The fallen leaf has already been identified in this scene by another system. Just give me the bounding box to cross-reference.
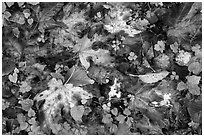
[34,78,93,131]
[129,71,169,84]
[8,68,19,83]
[2,58,16,76]
[65,65,94,86]
[70,105,85,122]
[167,3,201,43]
[37,2,65,33]
[74,35,113,69]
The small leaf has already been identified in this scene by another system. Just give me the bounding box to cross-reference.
[23,9,31,18]
[177,81,187,91]
[126,117,133,128]
[123,108,131,116]
[188,61,201,75]
[28,108,36,117]
[116,114,126,124]
[110,124,118,134]
[12,27,20,38]
[188,84,200,95]
[102,113,113,124]
[20,122,29,130]
[28,118,36,125]
[17,113,26,124]
[186,75,201,85]
[19,81,32,93]
[10,12,25,25]
[154,40,165,53]
[27,18,34,25]
[8,68,19,83]
[111,108,118,116]
[19,98,34,111]
[70,105,84,122]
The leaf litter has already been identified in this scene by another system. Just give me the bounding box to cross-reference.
[2,2,202,135]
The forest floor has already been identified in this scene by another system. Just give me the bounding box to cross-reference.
[2,2,202,135]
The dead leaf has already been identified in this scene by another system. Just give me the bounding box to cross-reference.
[65,65,94,86]
[2,58,16,76]
[167,3,201,43]
[73,35,114,69]
[129,71,169,84]
[37,2,65,33]
[34,78,93,132]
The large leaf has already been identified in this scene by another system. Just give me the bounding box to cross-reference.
[164,3,194,26]
[38,2,64,21]
[167,2,202,44]
[65,65,94,86]
[37,2,65,33]
[130,80,177,128]
[34,78,93,132]
[73,35,114,69]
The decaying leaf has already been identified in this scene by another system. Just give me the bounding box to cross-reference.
[3,37,23,60]
[104,3,142,37]
[37,2,66,33]
[34,78,93,132]
[129,71,169,84]
[2,58,16,76]
[167,3,202,43]
[73,35,114,69]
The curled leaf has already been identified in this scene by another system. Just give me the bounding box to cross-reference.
[130,71,169,84]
